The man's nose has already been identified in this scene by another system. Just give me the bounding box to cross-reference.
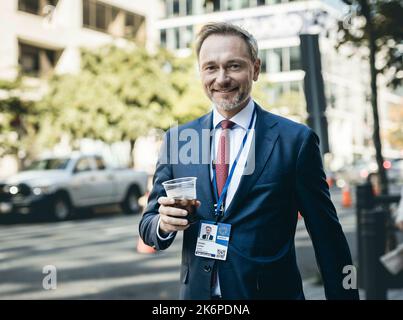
[215,68,230,85]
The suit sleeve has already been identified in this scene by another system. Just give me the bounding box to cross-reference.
[296,129,359,300]
[139,130,177,250]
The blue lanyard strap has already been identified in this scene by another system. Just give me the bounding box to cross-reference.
[212,106,256,217]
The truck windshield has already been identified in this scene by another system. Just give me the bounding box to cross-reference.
[23,158,70,171]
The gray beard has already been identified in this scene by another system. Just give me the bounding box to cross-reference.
[212,92,244,111]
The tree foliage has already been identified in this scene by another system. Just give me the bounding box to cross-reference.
[39,45,210,164]
[338,0,403,88]
[0,79,42,163]
[337,0,403,195]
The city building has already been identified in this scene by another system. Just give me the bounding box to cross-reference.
[0,0,162,83]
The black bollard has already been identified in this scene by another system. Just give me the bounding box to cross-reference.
[356,182,375,288]
[361,208,387,299]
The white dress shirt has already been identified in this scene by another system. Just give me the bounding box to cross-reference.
[157,99,257,297]
[210,98,256,209]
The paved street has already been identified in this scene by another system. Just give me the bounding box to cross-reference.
[0,188,402,300]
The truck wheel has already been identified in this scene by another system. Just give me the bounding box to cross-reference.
[121,187,141,215]
[52,194,72,221]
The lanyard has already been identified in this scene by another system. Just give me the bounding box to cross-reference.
[211,105,256,217]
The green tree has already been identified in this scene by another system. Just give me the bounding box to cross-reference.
[40,45,210,167]
[338,0,403,195]
[0,79,42,168]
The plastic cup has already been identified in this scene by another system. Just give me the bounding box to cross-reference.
[162,177,197,200]
[162,177,199,224]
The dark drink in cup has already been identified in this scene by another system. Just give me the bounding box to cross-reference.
[162,177,199,224]
[173,199,200,224]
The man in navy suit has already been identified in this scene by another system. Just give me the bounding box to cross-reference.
[201,226,214,241]
[139,22,359,300]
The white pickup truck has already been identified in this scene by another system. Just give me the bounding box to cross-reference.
[0,153,148,221]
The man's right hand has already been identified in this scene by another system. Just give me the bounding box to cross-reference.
[158,197,199,234]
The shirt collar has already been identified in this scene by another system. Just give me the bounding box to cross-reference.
[212,98,255,130]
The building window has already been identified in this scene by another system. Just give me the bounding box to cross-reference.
[160,29,167,47]
[173,0,180,16]
[260,46,301,74]
[174,28,181,49]
[258,50,268,73]
[95,2,106,30]
[165,0,193,17]
[186,0,193,15]
[163,26,194,50]
[19,43,39,75]
[204,0,220,13]
[268,48,283,73]
[18,0,39,14]
[184,25,193,48]
[18,0,59,16]
[289,46,301,70]
[82,0,145,41]
[18,41,61,77]
[83,0,90,26]
[125,13,144,39]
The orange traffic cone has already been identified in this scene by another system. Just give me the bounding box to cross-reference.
[136,237,156,254]
[326,177,334,188]
[342,185,352,208]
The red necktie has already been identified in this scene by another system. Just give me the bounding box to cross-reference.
[216,120,235,198]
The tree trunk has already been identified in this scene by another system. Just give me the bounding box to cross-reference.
[360,0,389,196]
[129,138,136,169]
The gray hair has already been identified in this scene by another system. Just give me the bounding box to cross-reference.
[195,22,259,62]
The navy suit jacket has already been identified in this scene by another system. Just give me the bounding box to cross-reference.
[139,103,359,300]
[202,234,214,241]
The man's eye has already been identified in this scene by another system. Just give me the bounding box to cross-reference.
[205,66,216,71]
[229,64,240,70]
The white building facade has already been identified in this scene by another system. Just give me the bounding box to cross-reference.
[0,0,162,82]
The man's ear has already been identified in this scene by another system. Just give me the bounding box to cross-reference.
[253,58,261,81]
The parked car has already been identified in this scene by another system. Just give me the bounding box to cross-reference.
[334,158,403,188]
[0,153,148,221]
[334,159,378,187]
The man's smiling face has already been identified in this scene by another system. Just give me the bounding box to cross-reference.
[199,34,260,113]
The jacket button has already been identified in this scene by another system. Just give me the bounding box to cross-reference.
[204,265,212,272]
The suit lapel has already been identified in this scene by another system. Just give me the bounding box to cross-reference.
[221,103,279,222]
